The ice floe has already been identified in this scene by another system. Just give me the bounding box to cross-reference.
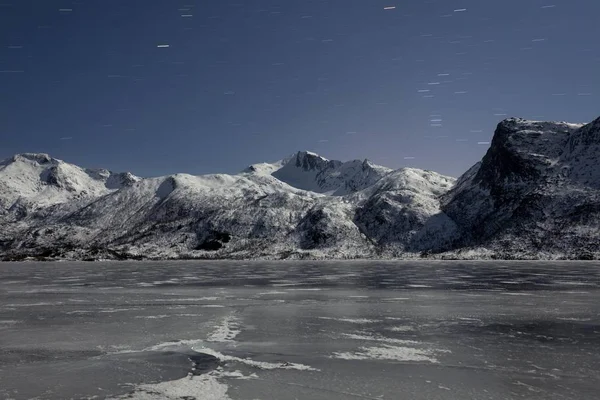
[332,344,439,363]
[386,325,414,332]
[341,332,419,345]
[109,370,232,400]
[207,315,241,343]
[318,317,380,324]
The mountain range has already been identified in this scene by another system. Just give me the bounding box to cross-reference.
[1,115,599,261]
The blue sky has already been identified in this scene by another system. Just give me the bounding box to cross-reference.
[1,0,599,177]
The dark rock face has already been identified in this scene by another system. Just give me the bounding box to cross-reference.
[196,240,223,251]
[297,208,335,250]
[354,191,420,247]
[443,119,574,238]
[561,116,600,189]
[294,151,342,172]
[566,116,600,153]
[196,230,232,251]
[40,167,58,186]
[300,210,333,250]
[442,116,600,254]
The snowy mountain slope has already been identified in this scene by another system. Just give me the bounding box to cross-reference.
[2,113,600,262]
[0,153,139,215]
[0,151,451,260]
[1,168,376,259]
[247,151,392,196]
[441,116,600,257]
[351,168,457,253]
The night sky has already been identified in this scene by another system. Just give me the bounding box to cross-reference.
[1,0,599,178]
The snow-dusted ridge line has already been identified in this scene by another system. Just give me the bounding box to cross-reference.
[0,148,454,260]
[0,152,140,211]
[1,115,600,260]
[245,150,394,196]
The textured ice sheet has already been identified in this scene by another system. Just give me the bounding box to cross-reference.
[207,315,241,342]
[195,347,319,371]
[109,371,231,400]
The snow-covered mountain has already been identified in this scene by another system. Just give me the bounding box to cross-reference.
[246,151,392,195]
[0,150,454,260]
[0,153,139,216]
[441,116,600,258]
[1,115,599,261]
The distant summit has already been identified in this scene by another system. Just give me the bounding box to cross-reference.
[246,150,392,195]
[0,153,139,212]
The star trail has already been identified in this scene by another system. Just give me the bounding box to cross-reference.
[1,0,599,177]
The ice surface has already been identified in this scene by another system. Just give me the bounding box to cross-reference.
[109,371,232,400]
[318,317,380,324]
[207,315,241,342]
[1,261,600,400]
[332,345,439,363]
[340,332,420,345]
[195,347,319,371]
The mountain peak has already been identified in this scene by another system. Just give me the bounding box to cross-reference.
[268,152,392,195]
[296,150,327,160]
[286,150,340,172]
[497,117,585,133]
[580,115,600,134]
[442,114,600,245]
[362,159,377,169]
[6,153,58,166]
[3,115,600,261]
[0,152,141,212]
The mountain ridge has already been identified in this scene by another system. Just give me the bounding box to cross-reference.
[1,115,599,261]
[441,116,600,258]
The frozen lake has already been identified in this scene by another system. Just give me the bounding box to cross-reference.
[1,260,600,399]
